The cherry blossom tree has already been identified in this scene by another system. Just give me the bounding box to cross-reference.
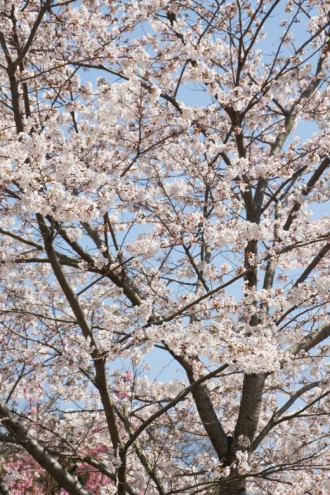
[0,1,329,494]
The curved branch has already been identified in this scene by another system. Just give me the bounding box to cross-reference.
[0,402,91,495]
[36,214,122,456]
[251,381,321,451]
[292,243,330,288]
[290,323,330,355]
[283,157,330,232]
[123,364,228,454]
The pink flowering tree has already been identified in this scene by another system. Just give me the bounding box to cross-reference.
[0,1,329,494]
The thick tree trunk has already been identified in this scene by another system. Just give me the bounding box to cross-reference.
[215,477,246,495]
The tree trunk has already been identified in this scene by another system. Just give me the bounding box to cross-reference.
[215,477,246,495]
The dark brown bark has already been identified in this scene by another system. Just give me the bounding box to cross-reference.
[191,382,229,462]
[7,67,24,134]
[180,357,229,462]
[290,323,330,355]
[82,222,143,306]
[0,402,91,495]
[234,373,266,446]
[292,243,330,288]
[117,452,127,495]
[217,477,246,495]
[37,214,126,490]
[283,157,330,232]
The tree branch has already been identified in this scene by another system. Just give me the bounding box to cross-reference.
[123,364,228,456]
[0,402,91,495]
[36,214,123,469]
[290,323,330,355]
[292,243,330,288]
[251,381,320,451]
[283,157,330,232]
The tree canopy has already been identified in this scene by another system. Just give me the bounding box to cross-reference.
[0,1,329,494]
